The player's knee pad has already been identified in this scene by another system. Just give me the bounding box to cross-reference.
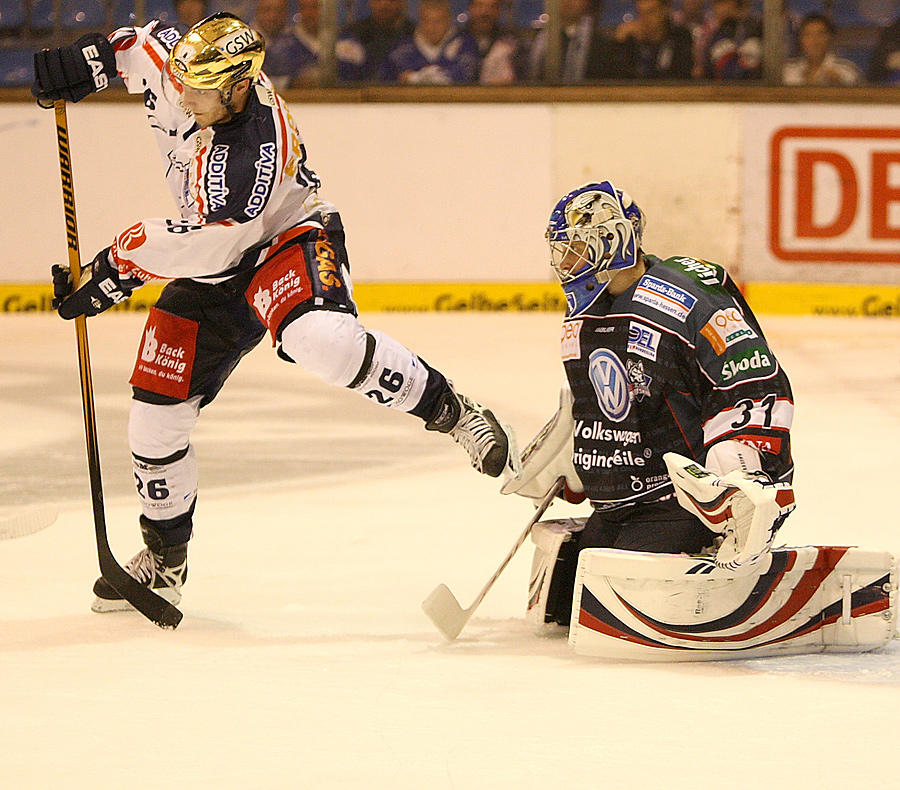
[279,310,368,386]
[128,397,201,459]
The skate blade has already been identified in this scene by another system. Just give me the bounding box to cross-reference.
[91,588,182,613]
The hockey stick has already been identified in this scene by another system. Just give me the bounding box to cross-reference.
[53,101,182,629]
[0,505,58,541]
[422,476,564,640]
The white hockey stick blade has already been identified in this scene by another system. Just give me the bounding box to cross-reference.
[421,584,470,640]
[0,505,59,541]
[422,477,564,641]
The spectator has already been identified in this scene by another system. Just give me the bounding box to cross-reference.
[337,0,415,82]
[783,13,861,86]
[285,0,322,86]
[381,0,480,83]
[174,0,209,28]
[462,0,527,84]
[528,0,626,83]
[672,0,715,77]
[256,0,321,88]
[253,0,300,88]
[253,0,290,42]
[701,0,763,80]
[210,0,255,23]
[614,0,693,79]
[866,12,900,84]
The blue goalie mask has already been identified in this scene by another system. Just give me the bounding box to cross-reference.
[547,182,645,316]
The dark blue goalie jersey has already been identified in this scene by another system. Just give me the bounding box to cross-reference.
[561,255,794,511]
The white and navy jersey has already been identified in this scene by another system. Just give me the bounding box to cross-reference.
[562,255,793,511]
[106,21,332,283]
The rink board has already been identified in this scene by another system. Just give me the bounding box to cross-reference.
[3,281,899,316]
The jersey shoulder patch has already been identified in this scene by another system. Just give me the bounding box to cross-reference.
[150,22,183,52]
[631,268,700,325]
[659,256,728,289]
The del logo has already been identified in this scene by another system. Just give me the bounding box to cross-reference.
[721,347,773,382]
[627,321,660,361]
[253,286,273,318]
[700,308,757,355]
[314,231,342,290]
[561,319,583,360]
[117,222,147,253]
[587,349,631,422]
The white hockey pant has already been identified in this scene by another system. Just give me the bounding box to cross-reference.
[280,310,429,411]
[129,397,201,527]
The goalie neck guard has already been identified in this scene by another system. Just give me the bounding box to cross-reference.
[547,182,645,317]
[168,13,265,92]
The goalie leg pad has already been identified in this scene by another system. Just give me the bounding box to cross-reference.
[527,518,586,634]
[568,546,897,661]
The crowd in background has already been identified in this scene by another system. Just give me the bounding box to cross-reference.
[2,0,900,86]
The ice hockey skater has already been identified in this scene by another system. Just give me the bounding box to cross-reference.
[32,13,518,614]
[501,182,897,658]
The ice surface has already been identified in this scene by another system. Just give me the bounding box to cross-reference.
[1,312,898,789]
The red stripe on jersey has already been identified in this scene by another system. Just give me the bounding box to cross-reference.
[194,143,208,216]
[263,224,320,260]
[111,30,137,51]
[274,97,289,182]
[142,38,166,72]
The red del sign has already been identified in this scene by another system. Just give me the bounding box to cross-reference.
[770,126,900,263]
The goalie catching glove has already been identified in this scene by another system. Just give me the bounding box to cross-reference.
[664,451,796,572]
[32,33,117,107]
[500,382,585,503]
[52,248,143,319]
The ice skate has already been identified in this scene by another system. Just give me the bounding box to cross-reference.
[427,385,518,478]
[91,533,188,613]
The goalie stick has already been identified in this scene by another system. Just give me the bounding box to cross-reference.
[422,477,564,640]
[0,505,58,541]
[53,101,182,630]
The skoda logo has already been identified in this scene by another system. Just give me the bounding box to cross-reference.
[587,349,631,422]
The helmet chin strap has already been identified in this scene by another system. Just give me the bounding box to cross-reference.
[215,83,239,123]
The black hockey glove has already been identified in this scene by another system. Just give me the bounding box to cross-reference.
[32,33,117,107]
[52,248,143,320]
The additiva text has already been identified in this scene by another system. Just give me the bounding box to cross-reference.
[245,143,276,218]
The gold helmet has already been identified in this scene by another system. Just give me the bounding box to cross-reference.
[168,13,265,92]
